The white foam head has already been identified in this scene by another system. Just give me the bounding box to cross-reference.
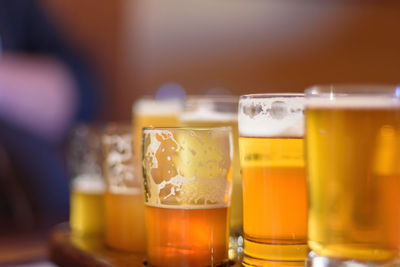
[72,174,105,193]
[132,97,183,115]
[305,85,400,109]
[238,94,304,137]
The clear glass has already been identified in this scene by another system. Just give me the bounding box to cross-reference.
[238,94,307,265]
[305,85,400,266]
[101,123,145,252]
[68,124,105,237]
[132,96,183,169]
[180,95,243,261]
[142,127,233,267]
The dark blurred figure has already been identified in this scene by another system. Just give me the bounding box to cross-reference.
[0,0,99,231]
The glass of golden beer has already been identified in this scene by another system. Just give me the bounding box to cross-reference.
[102,124,146,252]
[238,94,307,265]
[306,85,400,266]
[180,95,243,260]
[142,127,233,267]
[68,125,105,237]
[132,97,182,167]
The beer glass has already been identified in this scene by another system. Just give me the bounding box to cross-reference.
[102,124,146,252]
[180,96,243,260]
[132,97,182,167]
[142,127,233,267]
[305,85,400,266]
[238,94,307,265]
[68,125,105,237]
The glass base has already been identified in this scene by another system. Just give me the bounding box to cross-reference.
[307,251,400,267]
[243,238,308,266]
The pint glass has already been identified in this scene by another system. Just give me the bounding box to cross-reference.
[102,124,146,252]
[306,85,400,265]
[142,127,233,267]
[180,96,243,259]
[68,125,105,237]
[238,94,307,265]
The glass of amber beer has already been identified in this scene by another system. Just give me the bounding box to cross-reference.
[180,96,243,260]
[142,127,233,267]
[238,94,307,265]
[306,85,400,266]
[102,124,146,252]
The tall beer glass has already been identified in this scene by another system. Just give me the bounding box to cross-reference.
[238,94,307,265]
[132,97,182,167]
[142,127,232,267]
[180,96,243,260]
[102,124,145,252]
[68,125,105,237]
[306,85,400,265]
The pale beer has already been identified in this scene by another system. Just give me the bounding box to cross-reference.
[306,89,400,262]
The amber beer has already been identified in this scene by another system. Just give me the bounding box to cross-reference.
[104,189,146,251]
[306,87,400,262]
[145,204,229,267]
[142,127,232,267]
[238,94,307,265]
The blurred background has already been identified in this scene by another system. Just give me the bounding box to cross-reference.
[0,0,400,265]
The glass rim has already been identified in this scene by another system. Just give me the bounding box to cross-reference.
[185,95,239,103]
[305,84,400,97]
[240,93,304,99]
[142,126,232,132]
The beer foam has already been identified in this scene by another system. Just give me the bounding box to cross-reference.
[132,98,182,115]
[108,186,142,195]
[145,203,228,210]
[239,96,304,137]
[142,129,231,206]
[72,174,105,193]
[306,96,400,109]
[180,109,237,122]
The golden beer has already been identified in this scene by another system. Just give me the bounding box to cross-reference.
[142,127,232,267]
[102,125,145,252]
[132,97,182,166]
[238,94,307,265]
[104,190,146,252]
[70,178,104,236]
[306,91,400,262]
[180,96,243,239]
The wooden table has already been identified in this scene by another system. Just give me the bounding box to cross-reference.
[49,223,146,267]
[49,223,239,267]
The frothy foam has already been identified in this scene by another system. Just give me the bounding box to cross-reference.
[72,174,105,193]
[142,129,231,206]
[133,98,182,115]
[239,96,304,137]
[145,203,228,209]
[180,110,237,122]
[307,96,400,109]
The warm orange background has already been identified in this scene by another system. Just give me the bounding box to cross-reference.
[40,0,400,121]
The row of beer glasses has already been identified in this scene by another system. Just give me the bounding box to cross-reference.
[239,85,400,267]
[70,84,400,267]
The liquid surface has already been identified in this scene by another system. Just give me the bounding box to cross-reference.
[239,137,307,261]
[306,107,400,261]
[145,205,229,267]
[104,192,146,252]
[70,189,104,236]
